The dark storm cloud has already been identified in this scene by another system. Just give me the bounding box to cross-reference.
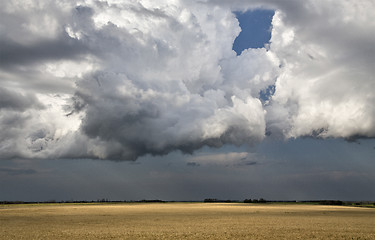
[243,161,257,166]
[0,36,89,69]
[75,70,266,160]
[187,162,200,167]
[0,87,43,111]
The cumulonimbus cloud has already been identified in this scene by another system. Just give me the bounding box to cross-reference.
[0,0,374,160]
[265,1,375,139]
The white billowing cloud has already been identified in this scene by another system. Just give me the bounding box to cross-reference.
[0,0,374,161]
[0,0,277,160]
[73,0,277,160]
[205,0,375,140]
[266,2,375,139]
[0,91,81,159]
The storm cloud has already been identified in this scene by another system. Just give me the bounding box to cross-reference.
[1,0,374,160]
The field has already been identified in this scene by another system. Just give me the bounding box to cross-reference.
[1,203,375,239]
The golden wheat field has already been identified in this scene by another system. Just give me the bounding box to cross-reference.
[1,202,375,239]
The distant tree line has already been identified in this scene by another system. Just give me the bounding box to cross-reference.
[139,199,165,203]
[244,198,267,203]
[203,198,240,203]
[318,200,343,205]
[1,199,374,207]
[203,198,268,203]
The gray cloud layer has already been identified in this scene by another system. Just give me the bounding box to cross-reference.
[0,0,374,160]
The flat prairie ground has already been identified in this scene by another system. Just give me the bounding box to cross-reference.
[1,203,375,239]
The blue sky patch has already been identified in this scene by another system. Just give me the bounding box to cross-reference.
[233,9,274,55]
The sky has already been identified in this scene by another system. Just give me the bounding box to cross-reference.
[0,0,374,202]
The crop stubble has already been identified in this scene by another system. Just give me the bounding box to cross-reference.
[0,203,374,239]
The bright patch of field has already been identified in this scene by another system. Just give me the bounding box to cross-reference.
[1,203,375,239]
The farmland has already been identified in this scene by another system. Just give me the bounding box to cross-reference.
[1,203,374,239]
